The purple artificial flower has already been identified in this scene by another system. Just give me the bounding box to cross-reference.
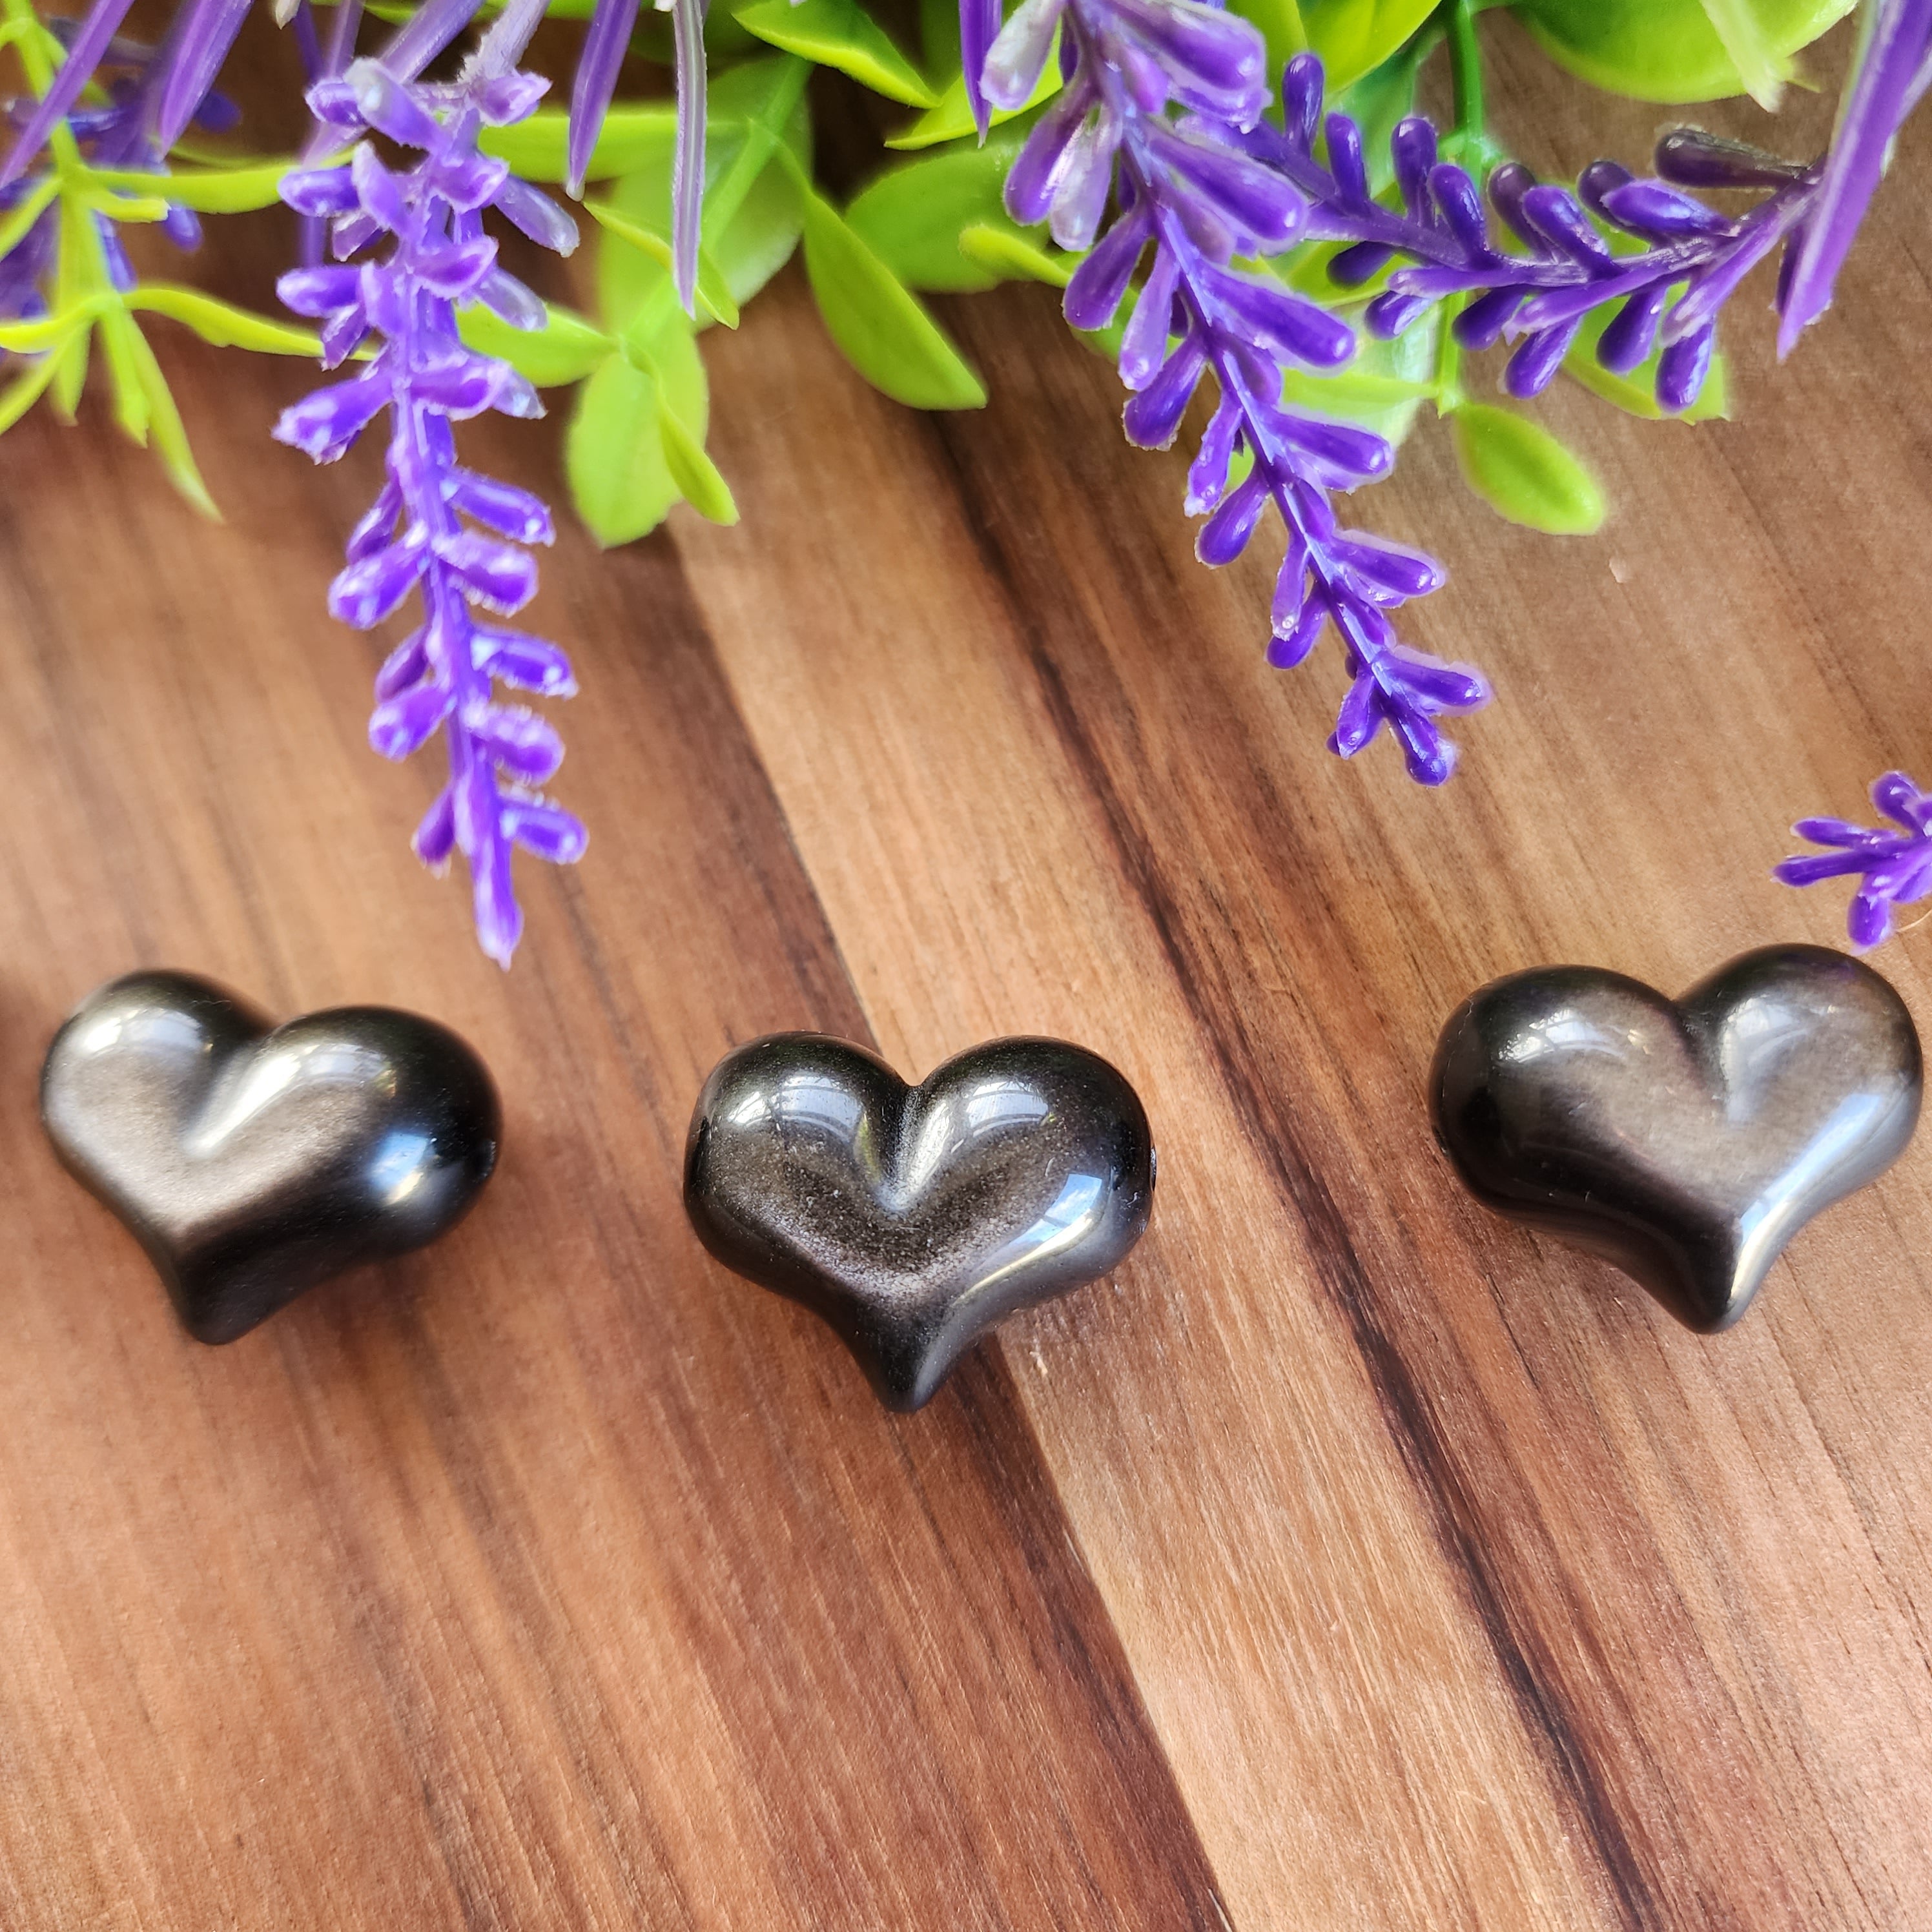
[988,30,1487,781]
[1776,772,1932,948]
[276,47,586,966]
[1780,0,1932,356]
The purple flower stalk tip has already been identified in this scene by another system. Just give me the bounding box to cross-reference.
[1776,772,1932,949]
[988,29,1486,781]
[276,54,586,967]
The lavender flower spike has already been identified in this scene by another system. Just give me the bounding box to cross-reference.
[277,52,586,965]
[1776,772,1932,948]
[1778,0,1932,357]
[990,32,1488,781]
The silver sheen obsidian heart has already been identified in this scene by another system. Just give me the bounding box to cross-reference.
[1430,945,1922,1330]
[41,971,500,1343]
[684,1033,1156,1410]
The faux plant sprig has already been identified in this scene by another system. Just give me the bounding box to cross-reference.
[274,14,587,966]
[1,0,1927,963]
[1778,773,1932,948]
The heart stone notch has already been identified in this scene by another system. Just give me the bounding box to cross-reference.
[684,1033,1156,1410]
[1430,945,1922,1330]
[42,971,501,1343]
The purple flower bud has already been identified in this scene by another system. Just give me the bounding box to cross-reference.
[1391,118,1437,214]
[1329,241,1394,289]
[1364,289,1430,339]
[1275,413,1392,490]
[1049,114,1122,251]
[1428,165,1487,255]
[369,680,455,759]
[466,703,565,783]
[1596,282,1670,373]
[321,307,370,367]
[478,268,547,331]
[477,627,578,695]
[351,143,407,233]
[346,479,404,562]
[1282,54,1323,154]
[415,784,458,871]
[1117,246,1180,388]
[415,236,498,298]
[1005,85,1094,226]
[375,627,431,701]
[1204,266,1351,366]
[568,0,642,196]
[1454,285,1523,350]
[1575,159,1634,220]
[446,469,555,543]
[491,176,579,255]
[1503,320,1579,398]
[469,824,524,971]
[1486,163,1540,250]
[1519,185,1613,265]
[414,353,513,416]
[330,532,429,628]
[1268,539,1313,648]
[502,799,590,864]
[1196,471,1268,564]
[274,374,390,461]
[1654,128,1810,190]
[278,263,362,316]
[1330,664,1383,758]
[1064,207,1151,332]
[347,58,444,147]
[332,208,385,259]
[435,529,539,611]
[1655,323,1714,412]
[435,149,511,214]
[1122,333,1207,448]
[1146,126,1304,252]
[1107,0,1266,127]
[307,76,363,129]
[475,72,550,127]
[162,204,203,251]
[1599,179,1731,240]
[1331,531,1444,602]
[1324,113,1367,203]
[984,0,1065,112]
[1184,391,1243,514]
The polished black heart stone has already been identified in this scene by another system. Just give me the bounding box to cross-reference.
[1430,945,1922,1330]
[683,1033,1156,1410]
[41,971,500,1343]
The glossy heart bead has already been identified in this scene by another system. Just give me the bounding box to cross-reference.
[41,971,500,1342]
[1430,945,1922,1330]
[684,1033,1156,1410]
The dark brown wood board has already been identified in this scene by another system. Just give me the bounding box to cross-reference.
[2,13,1930,1927]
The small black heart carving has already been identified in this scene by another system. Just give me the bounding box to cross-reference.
[683,1033,1155,1410]
[41,971,500,1343]
[1430,945,1922,1330]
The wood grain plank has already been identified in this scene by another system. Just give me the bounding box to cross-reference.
[0,240,1229,1927]
[672,24,1932,1928]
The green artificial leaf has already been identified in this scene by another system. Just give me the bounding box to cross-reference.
[1512,0,1853,105]
[127,284,323,355]
[50,195,94,420]
[889,39,1062,147]
[83,156,300,212]
[460,302,615,385]
[796,178,986,407]
[1449,401,1606,535]
[958,221,1073,286]
[1561,308,1731,422]
[0,346,64,435]
[0,305,96,353]
[845,138,1029,292]
[1280,365,1435,444]
[566,325,710,545]
[587,200,741,325]
[653,390,739,522]
[96,306,152,445]
[1299,0,1438,91]
[734,0,936,104]
[482,104,681,185]
[121,319,218,516]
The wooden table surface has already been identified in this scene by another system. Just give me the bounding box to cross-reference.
[5,17,1932,1927]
